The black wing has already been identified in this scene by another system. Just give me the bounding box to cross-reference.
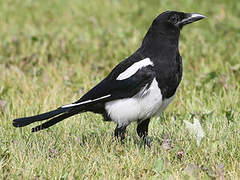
[73,63,155,108]
[69,49,154,106]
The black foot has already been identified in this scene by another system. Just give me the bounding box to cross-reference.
[114,125,126,141]
[137,119,151,146]
[143,136,152,147]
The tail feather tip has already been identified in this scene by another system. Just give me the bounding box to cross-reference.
[12,118,32,127]
[12,119,23,127]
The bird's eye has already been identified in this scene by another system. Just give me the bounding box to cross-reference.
[169,14,179,24]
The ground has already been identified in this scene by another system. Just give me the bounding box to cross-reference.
[0,0,240,179]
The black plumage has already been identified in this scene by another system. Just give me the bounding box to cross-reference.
[13,11,206,144]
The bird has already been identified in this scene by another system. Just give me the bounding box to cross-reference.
[13,11,206,145]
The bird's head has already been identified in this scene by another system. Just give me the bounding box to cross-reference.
[142,11,206,52]
[152,11,206,32]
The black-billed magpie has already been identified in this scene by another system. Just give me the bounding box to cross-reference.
[13,11,206,144]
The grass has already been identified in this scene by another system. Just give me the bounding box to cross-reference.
[0,0,240,179]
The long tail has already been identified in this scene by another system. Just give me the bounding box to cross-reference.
[13,107,69,127]
[12,94,111,131]
[31,108,80,132]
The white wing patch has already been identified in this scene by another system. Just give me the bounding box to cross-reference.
[61,94,111,108]
[116,58,153,80]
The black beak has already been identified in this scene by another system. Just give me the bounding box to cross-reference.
[178,13,206,26]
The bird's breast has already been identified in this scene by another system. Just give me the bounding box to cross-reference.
[105,78,175,126]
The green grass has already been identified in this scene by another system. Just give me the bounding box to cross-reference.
[1,0,240,179]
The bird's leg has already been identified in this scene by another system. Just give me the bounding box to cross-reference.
[137,119,150,138]
[137,118,151,146]
[114,125,126,141]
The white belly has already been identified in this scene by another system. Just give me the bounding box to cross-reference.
[105,78,175,126]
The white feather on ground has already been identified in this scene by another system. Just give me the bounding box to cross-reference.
[184,117,205,146]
